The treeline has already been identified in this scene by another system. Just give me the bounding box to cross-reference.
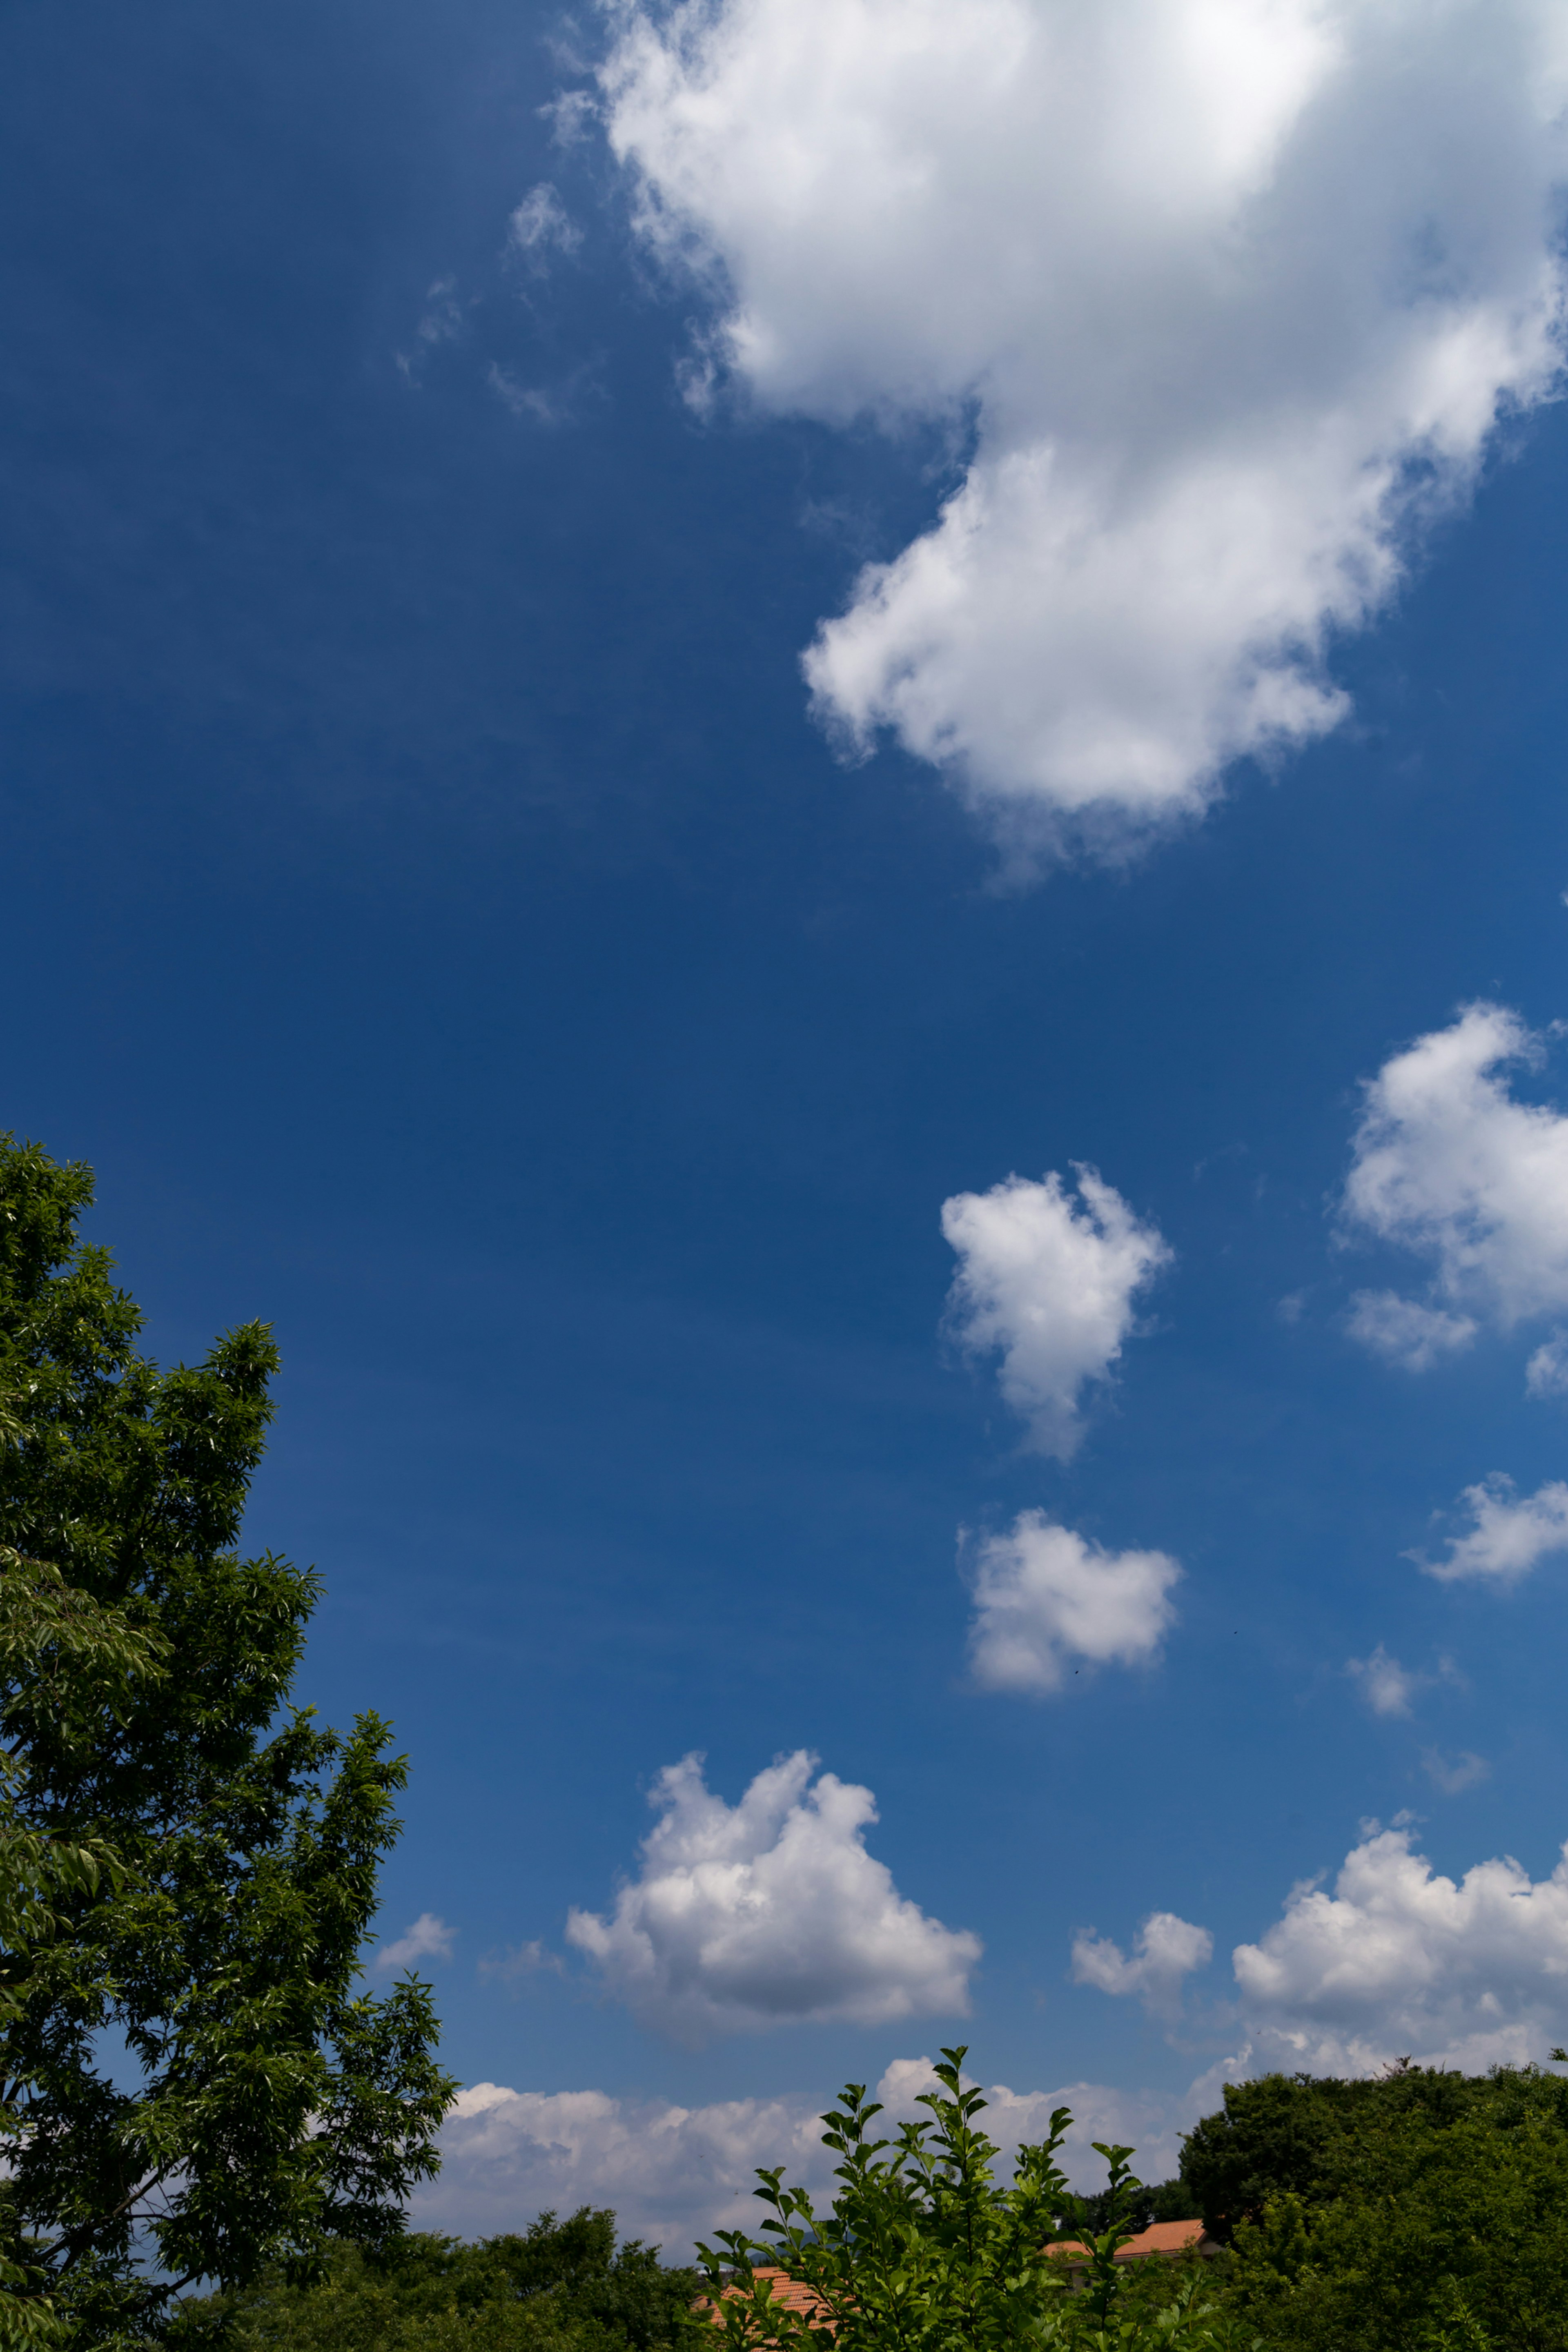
[1185,2058,1568,2349]
[1080,2058,1568,2348]
[176,2208,702,2352]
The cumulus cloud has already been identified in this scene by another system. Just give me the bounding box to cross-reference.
[1408,1473,1568,1586]
[565,1752,980,2044]
[1343,1004,1568,1352]
[1071,1911,1213,2021]
[942,1167,1170,1455]
[377,1912,457,1972]
[414,2062,1183,2255]
[967,1512,1181,1695]
[1230,1823,1568,2074]
[601,0,1568,853]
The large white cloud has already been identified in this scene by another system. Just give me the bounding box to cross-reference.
[967,1512,1181,1694]
[1409,1473,1568,1585]
[1231,1823,1568,2075]
[1078,1824,1568,2080]
[941,1168,1170,1455]
[414,2062,1183,2254]
[602,0,1568,852]
[566,1753,980,2045]
[1343,1004,1568,1354]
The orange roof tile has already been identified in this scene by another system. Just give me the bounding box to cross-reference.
[1047,2218,1211,2263]
[697,2267,833,2328]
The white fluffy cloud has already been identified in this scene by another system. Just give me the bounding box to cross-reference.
[1071,1911,1213,2020]
[1343,1004,1568,1352]
[1232,1823,1568,2074]
[415,2063,1183,2255]
[942,1167,1170,1455]
[1076,1824,1568,2077]
[602,0,1567,851]
[566,1753,980,2045]
[377,1912,456,1972]
[1408,1473,1568,1586]
[967,1512,1181,1694]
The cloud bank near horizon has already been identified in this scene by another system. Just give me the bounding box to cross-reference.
[602,0,1567,856]
[416,2062,1184,2255]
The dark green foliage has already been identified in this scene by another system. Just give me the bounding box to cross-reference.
[0,1136,455,2345]
[1063,2178,1200,2238]
[703,2047,1245,2352]
[181,2209,703,2352]
[1178,2071,1369,2240]
[1184,2063,1568,2350]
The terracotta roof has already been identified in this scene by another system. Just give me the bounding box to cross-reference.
[1047,2218,1212,2264]
[697,2267,833,2328]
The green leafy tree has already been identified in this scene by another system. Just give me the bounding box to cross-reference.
[1218,2064,1568,2351]
[0,1136,455,2346]
[186,2206,704,2352]
[1177,2072,1363,2242]
[697,2048,1244,2352]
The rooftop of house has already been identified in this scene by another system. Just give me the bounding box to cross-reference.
[1047,2219,1215,2263]
[697,2267,831,2326]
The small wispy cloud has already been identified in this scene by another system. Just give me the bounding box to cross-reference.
[1346,1644,1423,1719]
[479,1939,566,1985]
[1346,1290,1475,1372]
[509,183,583,269]
[378,1911,457,1972]
[1420,1748,1490,1795]
[1526,1329,1568,1398]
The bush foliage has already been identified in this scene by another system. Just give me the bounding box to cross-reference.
[1196,2061,1568,2351]
[179,2207,702,2352]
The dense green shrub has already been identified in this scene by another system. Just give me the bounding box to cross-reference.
[702,2048,1247,2352]
[1185,2063,1568,2351]
[179,2208,702,2352]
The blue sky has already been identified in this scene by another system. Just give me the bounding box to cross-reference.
[8,0,1568,2251]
